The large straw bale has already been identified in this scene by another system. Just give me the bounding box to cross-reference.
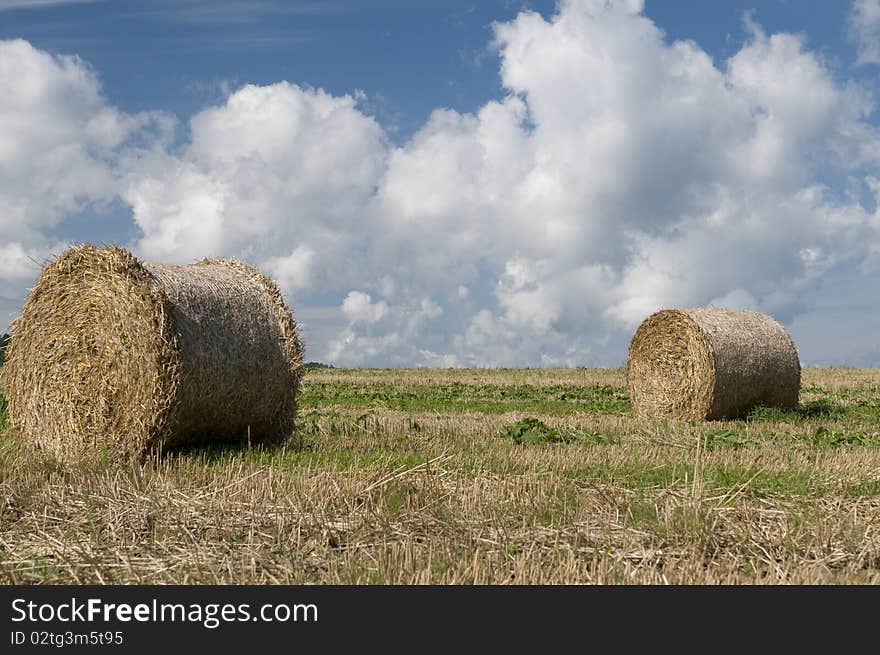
[626,307,800,420]
[4,244,304,462]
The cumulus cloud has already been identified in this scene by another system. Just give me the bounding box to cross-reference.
[849,0,880,65]
[341,291,389,324]
[326,294,445,367]
[122,82,387,283]
[0,241,64,329]
[365,0,880,364]
[0,38,170,326]
[4,0,880,365]
[1,40,121,237]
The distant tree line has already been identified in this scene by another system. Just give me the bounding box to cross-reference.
[303,361,334,369]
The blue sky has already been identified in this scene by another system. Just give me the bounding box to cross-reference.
[0,1,864,140]
[2,1,559,139]
[2,0,880,366]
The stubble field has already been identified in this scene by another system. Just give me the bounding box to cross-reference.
[1,367,879,584]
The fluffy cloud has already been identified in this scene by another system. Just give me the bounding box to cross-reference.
[1,40,119,238]
[0,39,170,326]
[849,0,880,65]
[4,0,880,365]
[123,82,387,282]
[365,0,880,364]
[326,293,444,367]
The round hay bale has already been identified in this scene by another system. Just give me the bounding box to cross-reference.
[626,307,800,420]
[3,244,304,462]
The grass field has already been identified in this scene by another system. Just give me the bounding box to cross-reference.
[1,367,879,584]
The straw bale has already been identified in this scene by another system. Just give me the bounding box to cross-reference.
[626,307,800,420]
[3,244,304,462]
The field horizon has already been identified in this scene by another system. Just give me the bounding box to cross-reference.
[1,366,879,584]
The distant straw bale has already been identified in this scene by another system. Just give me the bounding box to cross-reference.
[626,307,800,420]
[3,244,304,463]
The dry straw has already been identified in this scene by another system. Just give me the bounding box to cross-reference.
[4,244,304,463]
[626,307,800,420]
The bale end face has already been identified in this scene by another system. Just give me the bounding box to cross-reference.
[4,245,178,461]
[626,310,716,420]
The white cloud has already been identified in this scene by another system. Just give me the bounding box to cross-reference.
[123,82,387,285]
[0,243,49,281]
[4,0,880,365]
[325,293,448,367]
[0,38,170,328]
[1,39,124,239]
[0,0,101,9]
[849,0,880,65]
[368,0,880,364]
[361,0,880,364]
[264,245,316,293]
[341,291,388,324]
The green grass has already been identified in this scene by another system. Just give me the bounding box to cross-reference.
[747,399,846,422]
[563,460,823,498]
[502,417,618,445]
[299,380,632,415]
[798,426,880,447]
[748,397,880,427]
[503,417,564,444]
[846,479,880,498]
[703,428,755,450]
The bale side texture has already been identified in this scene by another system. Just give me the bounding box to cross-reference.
[4,244,304,462]
[626,308,800,420]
